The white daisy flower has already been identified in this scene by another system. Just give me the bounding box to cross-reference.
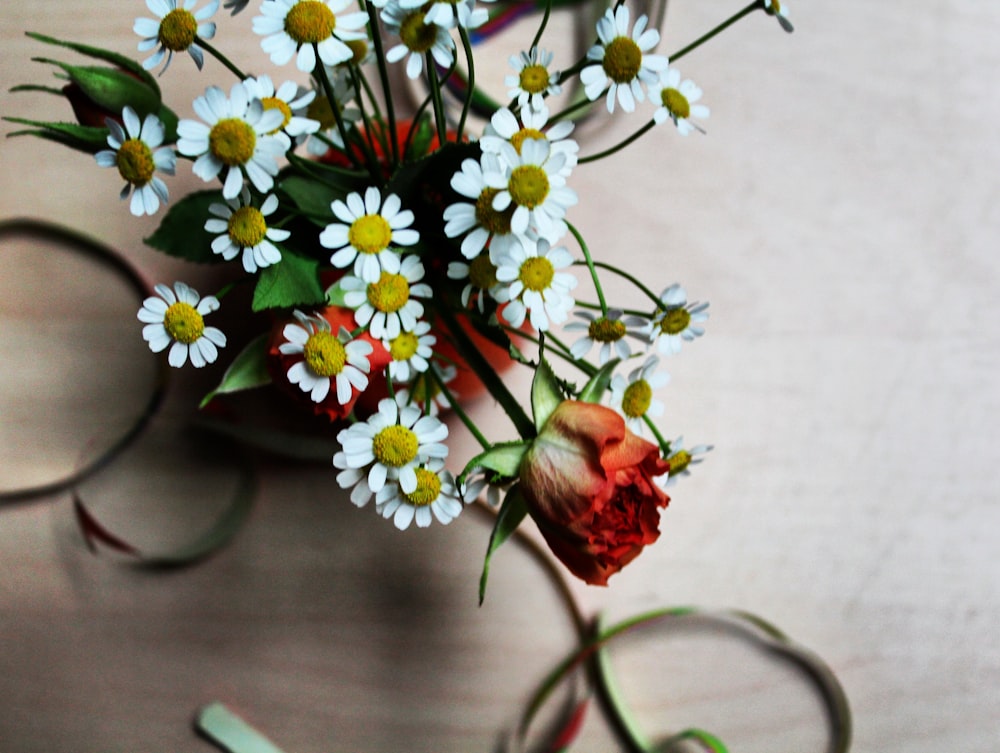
[764,0,794,32]
[319,186,419,283]
[447,254,504,313]
[375,459,463,529]
[302,70,362,156]
[505,47,562,111]
[609,354,669,434]
[333,448,377,508]
[336,397,449,494]
[661,436,713,487]
[382,2,456,80]
[395,362,457,417]
[253,0,369,73]
[417,0,488,30]
[483,138,578,243]
[479,105,578,178]
[341,254,431,340]
[648,283,709,356]
[443,153,522,260]
[137,281,226,368]
[95,106,175,217]
[204,188,289,273]
[134,0,219,74]
[651,68,709,135]
[384,320,435,382]
[564,308,636,364]
[279,311,373,404]
[176,83,287,199]
[494,237,577,332]
[242,74,321,145]
[580,6,668,113]
[460,468,507,507]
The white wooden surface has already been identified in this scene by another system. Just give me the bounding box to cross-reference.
[2,1,999,750]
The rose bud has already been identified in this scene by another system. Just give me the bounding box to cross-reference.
[519,400,671,586]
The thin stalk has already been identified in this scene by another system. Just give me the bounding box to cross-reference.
[430,368,490,450]
[578,120,655,164]
[426,53,448,146]
[313,51,374,178]
[365,3,401,167]
[669,1,761,63]
[589,260,663,308]
[529,0,554,53]
[196,37,246,79]
[566,220,607,315]
[456,26,476,140]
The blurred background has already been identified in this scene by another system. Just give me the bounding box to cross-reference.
[2,1,999,750]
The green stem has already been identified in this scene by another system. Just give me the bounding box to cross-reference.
[430,367,490,450]
[578,120,655,164]
[669,1,761,63]
[589,260,663,308]
[313,53,367,174]
[196,37,245,80]
[365,3,400,167]
[547,93,596,124]
[456,26,475,140]
[426,52,448,146]
[566,221,607,315]
[529,0,554,61]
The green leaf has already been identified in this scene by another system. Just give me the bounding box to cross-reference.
[578,358,619,404]
[200,335,272,409]
[34,60,162,123]
[404,114,435,160]
[144,190,222,263]
[196,703,288,753]
[3,118,108,152]
[25,31,161,97]
[252,252,325,312]
[531,357,563,431]
[278,173,345,225]
[458,441,529,486]
[479,484,528,605]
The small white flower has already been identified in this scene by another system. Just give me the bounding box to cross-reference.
[479,105,578,178]
[447,254,504,314]
[375,459,463,529]
[505,47,562,111]
[417,0,488,30]
[382,2,456,80]
[204,188,289,273]
[242,74,321,144]
[320,186,419,283]
[177,83,287,199]
[443,153,522,260]
[660,436,713,487]
[137,281,226,368]
[341,254,432,340]
[764,0,794,32]
[302,70,362,156]
[134,0,219,74]
[395,362,457,417]
[494,237,577,332]
[336,397,449,494]
[483,138,578,244]
[651,68,709,135]
[384,320,435,382]
[580,6,668,113]
[95,106,175,217]
[609,354,669,434]
[565,308,636,364]
[253,0,369,73]
[279,311,373,403]
[460,468,507,507]
[646,283,709,355]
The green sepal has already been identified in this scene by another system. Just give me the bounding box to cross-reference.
[144,190,223,263]
[479,483,528,605]
[531,357,564,431]
[458,440,529,487]
[199,334,272,409]
[4,117,108,153]
[277,173,344,226]
[577,358,619,404]
[25,31,161,97]
[325,277,349,307]
[252,252,325,312]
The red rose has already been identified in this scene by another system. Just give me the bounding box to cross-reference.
[519,401,671,586]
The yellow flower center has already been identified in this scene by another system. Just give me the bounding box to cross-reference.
[510,127,546,154]
[389,331,419,361]
[408,372,441,405]
[603,37,642,84]
[508,165,549,209]
[659,307,691,336]
[668,448,691,475]
[400,11,437,53]
[588,316,626,343]
[209,118,256,167]
[261,96,293,133]
[468,254,499,290]
[345,38,369,64]
[116,138,155,186]
[306,95,338,130]
[366,272,410,313]
[518,256,554,293]
[158,8,198,52]
[372,424,419,467]
[163,301,205,344]
[519,64,550,95]
[660,87,690,119]
[348,214,392,255]
[227,206,268,247]
[767,0,782,14]
[303,330,347,376]
[474,188,514,235]
[284,0,337,45]
[403,467,441,507]
[622,379,652,418]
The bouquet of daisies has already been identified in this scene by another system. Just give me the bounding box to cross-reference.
[8,0,791,594]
